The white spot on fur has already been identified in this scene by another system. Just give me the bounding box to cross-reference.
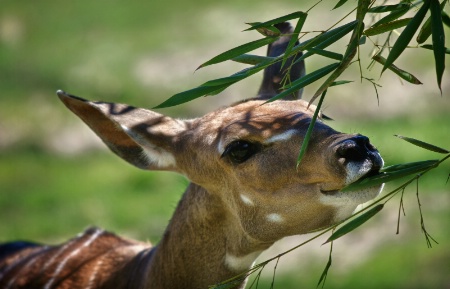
[266,213,284,223]
[224,251,262,272]
[240,194,254,206]
[266,129,297,143]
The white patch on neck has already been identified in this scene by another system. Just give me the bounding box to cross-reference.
[266,213,284,223]
[266,129,297,143]
[224,251,262,272]
[240,194,254,206]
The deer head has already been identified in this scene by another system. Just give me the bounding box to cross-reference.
[0,23,384,289]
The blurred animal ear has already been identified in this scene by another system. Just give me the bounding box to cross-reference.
[58,91,186,172]
[257,22,305,100]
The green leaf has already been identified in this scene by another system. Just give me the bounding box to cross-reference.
[330,80,353,86]
[266,62,339,103]
[417,0,448,44]
[382,1,431,74]
[341,160,439,192]
[156,59,275,108]
[297,90,327,168]
[282,12,308,68]
[417,15,432,44]
[395,135,450,153]
[290,20,358,65]
[429,0,446,93]
[244,11,306,31]
[231,54,275,65]
[420,44,450,54]
[311,0,369,102]
[246,24,281,37]
[324,204,384,244]
[311,18,365,102]
[372,5,410,27]
[364,18,412,36]
[317,242,333,288]
[154,85,223,108]
[197,37,278,69]
[442,11,450,27]
[368,3,410,13]
[372,54,422,84]
[333,0,349,10]
[307,48,343,61]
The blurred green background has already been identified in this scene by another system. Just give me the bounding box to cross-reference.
[1,0,449,288]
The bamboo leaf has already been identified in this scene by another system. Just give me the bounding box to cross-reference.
[395,135,450,153]
[154,85,224,108]
[417,15,432,44]
[317,242,333,288]
[290,20,358,65]
[324,204,384,244]
[307,48,343,61]
[364,18,412,36]
[442,11,450,27]
[372,5,410,27]
[341,160,439,192]
[311,21,365,102]
[266,62,339,103]
[372,54,422,84]
[155,61,273,108]
[429,0,446,93]
[311,0,369,102]
[417,0,448,44]
[244,11,306,31]
[368,3,410,13]
[231,54,275,65]
[330,80,353,86]
[382,1,431,74]
[297,90,327,168]
[197,37,278,69]
[282,12,308,68]
[246,24,281,37]
[333,0,350,10]
[420,44,450,53]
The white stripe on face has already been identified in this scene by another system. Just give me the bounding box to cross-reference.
[266,129,297,144]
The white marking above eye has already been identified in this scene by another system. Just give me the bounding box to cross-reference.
[266,129,297,143]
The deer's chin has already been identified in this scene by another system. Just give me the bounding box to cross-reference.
[319,183,384,210]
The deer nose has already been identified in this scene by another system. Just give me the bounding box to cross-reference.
[336,135,382,170]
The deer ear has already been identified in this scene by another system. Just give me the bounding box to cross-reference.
[257,22,305,100]
[57,90,185,171]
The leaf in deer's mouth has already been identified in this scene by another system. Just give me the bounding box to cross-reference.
[340,160,439,192]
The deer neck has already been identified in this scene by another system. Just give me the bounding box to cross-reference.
[145,183,270,289]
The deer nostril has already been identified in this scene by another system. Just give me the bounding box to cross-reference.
[336,135,376,163]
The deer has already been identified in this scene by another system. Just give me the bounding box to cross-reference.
[0,22,384,289]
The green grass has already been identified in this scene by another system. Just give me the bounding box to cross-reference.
[0,151,187,243]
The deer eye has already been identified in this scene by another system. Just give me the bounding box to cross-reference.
[222,140,260,164]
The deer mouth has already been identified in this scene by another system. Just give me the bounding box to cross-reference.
[320,166,382,196]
